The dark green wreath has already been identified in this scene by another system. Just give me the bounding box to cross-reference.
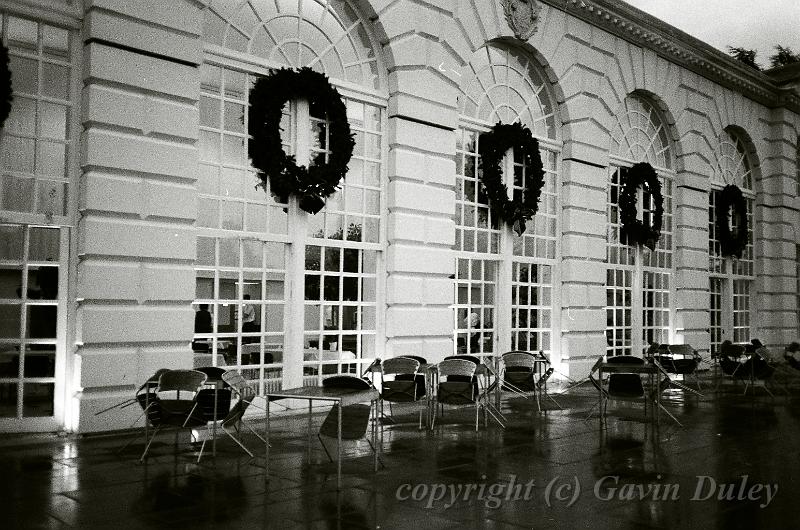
[478,122,546,236]
[619,162,664,250]
[249,67,354,214]
[0,43,13,129]
[716,184,748,258]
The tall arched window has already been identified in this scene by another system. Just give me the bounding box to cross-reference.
[606,95,675,356]
[708,129,756,354]
[197,0,385,392]
[454,42,560,358]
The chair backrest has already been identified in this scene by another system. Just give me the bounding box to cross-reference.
[502,352,536,370]
[446,354,481,366]
[157,370,207,400]
[322,375,373,390]
[604,356,644,398]
[665,344,694,357]
[222,369,256,401]
[319,404,372,440]
[382,357,420,377]
[398,355,427,365]
[137,368,171,394]
[606,355,644,365]
[196,366,228,384]
[438,358,476,379]
[220,369,262,426]
[720,342,745,357]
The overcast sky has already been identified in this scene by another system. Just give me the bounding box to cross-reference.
[624,0,800,68]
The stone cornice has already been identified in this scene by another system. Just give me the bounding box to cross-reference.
[538,0,800,114]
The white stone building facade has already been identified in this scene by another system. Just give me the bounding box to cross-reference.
[0,0,798,433]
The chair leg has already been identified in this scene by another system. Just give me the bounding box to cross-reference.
[317,434,334,463]
[222,424,255,458]
[140,425,162,463]
[657,403,682,427]
[196,437,208,464]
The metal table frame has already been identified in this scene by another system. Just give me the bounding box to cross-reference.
[264,386,380,491]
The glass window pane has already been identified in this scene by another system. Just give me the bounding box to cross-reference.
[26,305,57,339]
[8,17,38,50]
[0,383,18,417]
[42,63,69,100]
[42,26,69,59]
[23,383,54,417]
[1,136,36,173]
[36,141,66,177]
[28,266,58,299]
[38,102,68,140]
[8,55,38,95]
[0,304,22,338]
[28,227,59,261]
[6,96,36,135]
[0,226,24,260]
[1,175,35,213]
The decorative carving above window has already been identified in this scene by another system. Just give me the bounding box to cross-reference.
[501,0,541,41]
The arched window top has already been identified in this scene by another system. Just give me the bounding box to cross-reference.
[202,0,381,91]
[458,42,559,140]
[610,95,674,171]
[711,129,754,191]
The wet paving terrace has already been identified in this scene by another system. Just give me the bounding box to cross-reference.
[3,371,800,529]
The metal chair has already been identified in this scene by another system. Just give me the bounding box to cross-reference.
[588,355,673,424]
[653,344,704,393]
[433,358,481,431]
[140,369,208,463]
[737,351,776,396]
[220,369,268,458]
[380,357,425,428]
[317,375,381,466]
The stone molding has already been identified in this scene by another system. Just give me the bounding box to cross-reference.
[539,0,800,113]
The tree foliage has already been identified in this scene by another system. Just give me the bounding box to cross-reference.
[769,45,800,68]
[727,46,761,70]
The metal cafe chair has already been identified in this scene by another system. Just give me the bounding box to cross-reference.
[317,375,382,468]
[432,358,481,431]
[500,350,562,412]
[588,355,681,426]
[140,369,208,463]
[379,357,426,429]
[220,369,269,457]
[652,344,704,393]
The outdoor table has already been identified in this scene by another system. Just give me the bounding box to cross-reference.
[597,362,660,426]
[263,385,380,491]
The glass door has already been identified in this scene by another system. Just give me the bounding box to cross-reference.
[0,224,68,432]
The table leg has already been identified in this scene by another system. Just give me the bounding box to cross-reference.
[307,401,312,465]
[265,398,270,484]
[337,400,342,491]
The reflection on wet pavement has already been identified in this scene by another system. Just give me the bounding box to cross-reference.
[2,375,799,529]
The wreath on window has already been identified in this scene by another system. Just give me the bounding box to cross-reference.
[478,122,546,236]
[249,67,354,214]
[716,184,748,258]
[618,162,664,250]
[0,43,13,129]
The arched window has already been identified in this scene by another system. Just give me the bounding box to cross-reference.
[454,42,560,357]
[708,129,756,353]
[606,95,675,356]
[196,0,385,392]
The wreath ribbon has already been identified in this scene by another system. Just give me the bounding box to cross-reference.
[478,122,546,236]
[248,67,354,214]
